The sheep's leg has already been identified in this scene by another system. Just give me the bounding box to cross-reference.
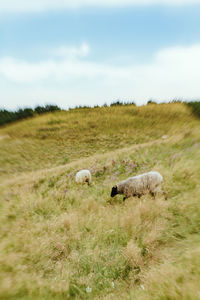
[123,196,126,201]
[162,191,167,200]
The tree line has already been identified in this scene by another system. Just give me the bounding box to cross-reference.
[0,101,199,127]
[0,105,61,126]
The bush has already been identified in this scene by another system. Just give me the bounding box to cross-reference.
[147,100,157,105]
[0,105,61,127]
[35,105,61,114]
[186,101,200,118]
[110,100,136,107]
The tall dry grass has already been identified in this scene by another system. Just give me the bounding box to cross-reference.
[0,103,197,179]
[0,103,200,299]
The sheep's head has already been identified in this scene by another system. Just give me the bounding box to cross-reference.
[85,178,90,185]
[111,185,118,197]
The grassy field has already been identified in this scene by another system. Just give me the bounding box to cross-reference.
[0,103,197,179]
[0,103,200,299]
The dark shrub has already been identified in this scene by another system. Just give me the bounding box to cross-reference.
[186,101,200,118]
[147,100,157,105]
[0,105,61,127]
[110,100,136,107]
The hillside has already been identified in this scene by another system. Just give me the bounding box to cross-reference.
[0,103,200,299]
[0,103,198,180]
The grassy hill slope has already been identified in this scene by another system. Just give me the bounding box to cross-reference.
[0,103,200,299]
[0,103,198,179]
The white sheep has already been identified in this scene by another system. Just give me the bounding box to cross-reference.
[75,169,92,185]
[111,171,165,200]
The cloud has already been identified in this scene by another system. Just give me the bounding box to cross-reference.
[1,0,200,14]
[0,42,124,83]
[53,43,90,59]
[1,43,200,108]
[0,57,119,83]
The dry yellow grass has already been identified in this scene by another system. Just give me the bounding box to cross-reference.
[0,103,198,180]
[0,103,200,299]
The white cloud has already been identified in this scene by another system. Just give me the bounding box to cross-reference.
[0,0,200,13]
[53,43,90,59]
[1,43,200,109]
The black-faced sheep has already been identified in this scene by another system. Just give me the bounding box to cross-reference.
[111,171,165,200]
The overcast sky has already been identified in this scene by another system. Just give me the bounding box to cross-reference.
[1,0,200,109]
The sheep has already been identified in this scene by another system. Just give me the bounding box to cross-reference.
[111,171,166,201]
[75,169,92,185]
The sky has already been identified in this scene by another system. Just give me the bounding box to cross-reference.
[1,0,200,110]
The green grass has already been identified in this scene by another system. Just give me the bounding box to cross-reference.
[0,103,200,299]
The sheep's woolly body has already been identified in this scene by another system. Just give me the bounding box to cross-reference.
[117,171,163,198]
[75,169,92,185]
